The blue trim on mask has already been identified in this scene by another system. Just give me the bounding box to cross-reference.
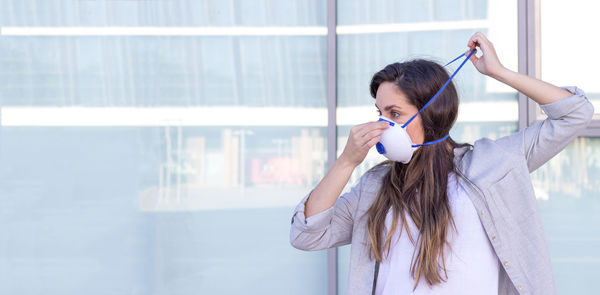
[378,117,395,126]
[376,142,386,154]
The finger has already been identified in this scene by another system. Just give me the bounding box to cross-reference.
[475,32,491,46]
[468,32,489,50]
[362,135,382,150]
[353,127,384,149]
[467,33,479,49]
[471,32,494,54]
[356,121,388,135]
[350,122,371,136]
[468,49,479,63]
[467,38,476,50]
[356,121,389,138]
[468,38,483,52]
[361,128,386,141]
[467,34,491,56]
[350,122,378,145]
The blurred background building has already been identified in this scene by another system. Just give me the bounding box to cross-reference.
[0,0,598,294]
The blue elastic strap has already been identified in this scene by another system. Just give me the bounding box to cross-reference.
[399,49,476,148]
[443,52,469,67]
[411,133,450,148]
[402,48,476,129]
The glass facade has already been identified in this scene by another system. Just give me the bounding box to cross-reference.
[534,1,600,293]
[540,0,600,120]
[0,0,598,294]
[0,1,329,294]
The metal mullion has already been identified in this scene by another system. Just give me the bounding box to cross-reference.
[517,0,528,131]
[517,0,540,130]
[326,0,338,294]
[528,0,541,127]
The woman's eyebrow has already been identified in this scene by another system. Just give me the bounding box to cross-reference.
[374,103,400,111]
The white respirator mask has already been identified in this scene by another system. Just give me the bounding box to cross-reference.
[375,116,449,163]
[375,49,476,163]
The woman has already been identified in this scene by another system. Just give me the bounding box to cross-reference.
[289,32,594,295]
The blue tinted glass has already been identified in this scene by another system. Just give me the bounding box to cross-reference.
[0,1,329,294]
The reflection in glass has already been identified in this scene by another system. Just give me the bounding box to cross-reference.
[531,137,600,294]
[140,126,326,211]
[537,1,600,292]
[0,0,331,293]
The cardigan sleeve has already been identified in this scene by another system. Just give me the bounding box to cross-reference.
[494,86,594,173]
[289,170,371,251]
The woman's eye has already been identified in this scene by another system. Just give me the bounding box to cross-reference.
[391,112,400,118]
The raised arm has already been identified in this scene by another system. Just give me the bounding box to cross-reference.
[465,32,594,172]
[465,32,573,105]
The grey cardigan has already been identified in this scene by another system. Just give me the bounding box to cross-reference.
[289,86,594,295]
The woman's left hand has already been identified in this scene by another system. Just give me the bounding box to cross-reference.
[465,32,505,78]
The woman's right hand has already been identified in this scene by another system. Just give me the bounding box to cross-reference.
[339,121,390,167]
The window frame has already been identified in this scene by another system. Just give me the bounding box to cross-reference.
[518,0,600,136]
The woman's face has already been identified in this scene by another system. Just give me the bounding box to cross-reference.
[375,81,425,145]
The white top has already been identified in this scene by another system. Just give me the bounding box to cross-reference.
[375,173,499,295]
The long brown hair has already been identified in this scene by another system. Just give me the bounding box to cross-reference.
[362,59,471,289]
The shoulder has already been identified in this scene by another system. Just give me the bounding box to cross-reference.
[349,163,390,206]
[362,163,391,186]
[366,163,391,177]
[455,138,526,186]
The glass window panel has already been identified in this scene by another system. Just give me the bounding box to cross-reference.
[530,137,600,294]
[335,1,517,294]
[337,0,488,25]
[0,36,327,107]
[540,0,600,120]
[0,1,329,294]
[0,0,326,27]
[536,1,600,293]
